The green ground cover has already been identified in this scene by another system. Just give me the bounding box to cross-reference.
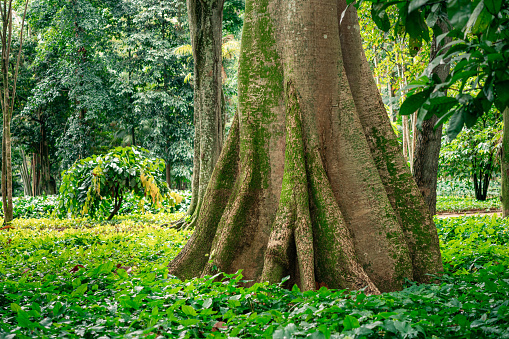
[436,196,500,213]
[0,214,508,338]
[0,192,192,220]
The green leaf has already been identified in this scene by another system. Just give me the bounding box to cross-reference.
[117,268,129,279]
[464,0,485,36]
[371,3,391,32]
[484,0,502,14]
[448,0,472,30]
[181,305,198,317]
[494,81,509,110]
[11,303,21,313]
[343,315,360,331]
[72,283,88,297]
[409,0,429,13]
[400,89,432,115]
[53,301,63,316]
[17,315,35,329]
[180,318,199,326]
[447,109,465,140]
[472,8,493,34]
[406,10,430,42]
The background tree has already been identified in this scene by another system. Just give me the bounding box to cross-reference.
[412,17,451,216]
[168,0,442,294]
[182,0,225,229]
[361,0,508,215]
[439,116,502,201]
[1,0,29,223]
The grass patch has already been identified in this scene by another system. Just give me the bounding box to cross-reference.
[0,213,508,338]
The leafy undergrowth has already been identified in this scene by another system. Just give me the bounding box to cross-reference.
[436,195,500,213]
[0,192,192,220]
[437,214,509,274]
[0,214,508,338]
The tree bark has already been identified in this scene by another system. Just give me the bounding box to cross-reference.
[165,159,171,189]
[502,106,509,217]
[20,149,32,196]
[412,20,451,216]
[169,0,442,293]
[184,0,225,226]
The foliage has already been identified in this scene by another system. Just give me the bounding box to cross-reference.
[1,214,509,338]
[355,0,509,137]
[118,190,191,215]
[436,196,500,213]
[358,2,430,119]
[57,147,182,220]
[0,189,191,220]
[437,178,500,197]
[0,195,58,219]
[436,214,509,274]
[439,120,502,200]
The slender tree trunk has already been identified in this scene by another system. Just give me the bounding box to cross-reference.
[502,106,509,217]
[184,0,225,226]
[165,159,171,189]
[31,152,41,196]
[412,20,450,215]
[20,149,32,196]
[169,0,442,293]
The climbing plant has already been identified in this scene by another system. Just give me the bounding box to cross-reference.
[57,146,182,220]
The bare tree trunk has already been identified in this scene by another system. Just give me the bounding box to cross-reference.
[169,0,442,293]
[20,149,32,196]
[412,20,451,216]
[183,0,225,227]
[402,115,409,161]
[165,159,171,189]
[31,152,41,196]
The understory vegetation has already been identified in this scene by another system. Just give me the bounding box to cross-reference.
[1,213,508,338]
[436,180,501,213]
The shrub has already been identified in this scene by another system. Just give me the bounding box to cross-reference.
[57,146,183,220]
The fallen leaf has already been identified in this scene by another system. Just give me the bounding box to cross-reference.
[212,321,227,332]
[70,265,85,273]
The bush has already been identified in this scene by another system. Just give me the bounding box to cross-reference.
[58,147,183,220]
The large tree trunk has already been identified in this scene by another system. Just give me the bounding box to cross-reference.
[169,0,442,293]
[502,106,509,217]
[412,20,450,216]
[184,0,225,226]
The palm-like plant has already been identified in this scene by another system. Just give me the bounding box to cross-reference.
[173,35,240,84]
